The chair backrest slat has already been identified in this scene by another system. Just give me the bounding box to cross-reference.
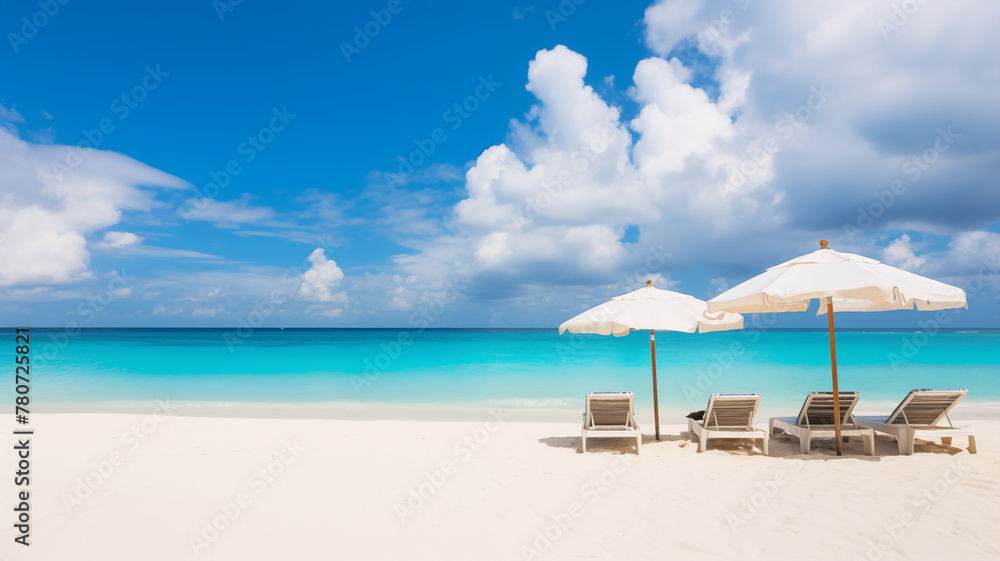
[704,393,760,429]
[796,392,860,427]
[887,389,967,426]
[586,392,634,428]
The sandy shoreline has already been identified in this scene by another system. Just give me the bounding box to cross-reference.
[2,412,999,560]
[16,398,1000,422]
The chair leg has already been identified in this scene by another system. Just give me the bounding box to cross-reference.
[698,435,708,453]
[761,435,768,456]
[863,435,874,456]
[899,437,914,455]
[799,436,811,454]
[968,435,977,454]
[636,434,641,455]
[941,437,952,447]
[581,433,587,453]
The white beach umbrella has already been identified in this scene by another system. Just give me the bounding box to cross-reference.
[559,280,744,441]
[707,240,967,454]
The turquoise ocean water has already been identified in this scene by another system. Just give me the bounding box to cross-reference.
[4,328,999,420]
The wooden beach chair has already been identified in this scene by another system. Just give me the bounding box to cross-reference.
[581,391,641,454]
[769,392,875,455]
[856,389,976,455]
[688,393,768,454]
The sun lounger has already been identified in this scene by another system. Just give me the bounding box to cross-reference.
[582,391,641,454]
[769,392,875,455]
[688,393,768,454]
[855,389,976,455]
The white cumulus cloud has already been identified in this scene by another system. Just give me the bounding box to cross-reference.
[297,248,347,303]
[0,127,187,287]
[882,234,925,271]
[101,231,144,247]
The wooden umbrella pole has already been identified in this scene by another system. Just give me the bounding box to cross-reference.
[650,329,660,441]
[827,298,843,456]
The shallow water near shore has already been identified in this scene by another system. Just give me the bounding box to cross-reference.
[6,328,999,419]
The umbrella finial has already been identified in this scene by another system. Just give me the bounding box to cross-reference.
[820,239,829,249]
[646,279,653,287]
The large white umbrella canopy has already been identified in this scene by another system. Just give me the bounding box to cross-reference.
[706,242,967,314]
[708,240,967,454]
[560,280,744,440]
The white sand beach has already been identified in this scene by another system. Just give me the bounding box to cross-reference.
[2,411,999,560]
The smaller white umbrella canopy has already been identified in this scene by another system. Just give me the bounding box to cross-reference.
[560,280,743,440]
[560,283,744,336]
[708,240,967,455]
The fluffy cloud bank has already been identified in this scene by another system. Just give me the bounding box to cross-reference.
[396,0,1000,310]
[0,124,187,286]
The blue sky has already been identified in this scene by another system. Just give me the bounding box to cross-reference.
[2,0,999,328]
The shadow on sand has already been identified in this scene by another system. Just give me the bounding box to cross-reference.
[539,433,685,455]
[540,432,973,459]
